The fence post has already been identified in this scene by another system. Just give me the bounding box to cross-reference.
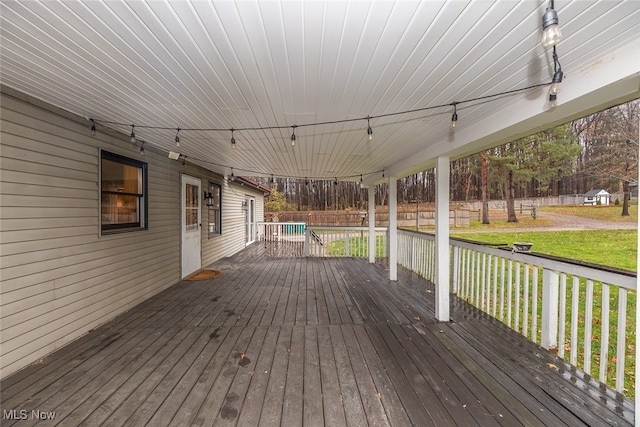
[541,268,560,351]
[304,228,310,256]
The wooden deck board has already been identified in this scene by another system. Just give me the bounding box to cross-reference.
[1,247,633,426]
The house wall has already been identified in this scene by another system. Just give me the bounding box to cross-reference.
[0,89,265,379]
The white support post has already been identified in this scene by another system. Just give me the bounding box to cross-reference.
[435,156,450,321]
[368,186,376,263]
[389,176,398,281]
[541,269,559,350]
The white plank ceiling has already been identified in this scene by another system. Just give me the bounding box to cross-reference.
[1,0,639,184]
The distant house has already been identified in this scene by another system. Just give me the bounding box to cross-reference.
[583,189,611,206]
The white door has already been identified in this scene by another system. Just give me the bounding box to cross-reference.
[181,175,201,277]
[245,197,256,245]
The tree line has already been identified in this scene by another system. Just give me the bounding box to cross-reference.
[259,100,639,218]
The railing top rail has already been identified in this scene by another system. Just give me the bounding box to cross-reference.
[452,238,636,290]
[257,221,307,226]
[308,225,389,232]
[397,228,636,289]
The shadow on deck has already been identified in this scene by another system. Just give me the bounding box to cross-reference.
[1,244,633,426]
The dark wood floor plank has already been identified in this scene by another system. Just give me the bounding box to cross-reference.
[0,327,130,401]
[295,260,308,325]
[144,325,233,426]
[282,258,301,325]
[317,326,349,427]
[211,325,269,426]
[189,326,258,425]
[338,325,390,426]
[364,324,441,426]
[119,327,214,427]
[303,325,325,425]
[257,258,289,325]
[389,324,496,427]
[314,260,331,325]
[51,327,179,426]
[350,324,412,426]
[281,324,305,426]
[306,260,320,325]
[327,325,370,427]
[325,258,362,324]
[451,314,629,426]
[318,259,342,324]
[426,322,556,427]
[235,325,281,426]
[1,328,146,425]
[167,326,244,427]
[259,325,292,426]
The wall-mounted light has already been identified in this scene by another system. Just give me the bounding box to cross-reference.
[241,200,248,210]
[203,191,215,207]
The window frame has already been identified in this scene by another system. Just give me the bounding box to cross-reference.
[100,150,148,234]
[207,181,222,237]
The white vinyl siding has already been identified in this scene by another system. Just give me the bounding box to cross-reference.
[0,89,265,379]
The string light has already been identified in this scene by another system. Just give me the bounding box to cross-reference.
[450,103,458,129]
[129,124,136,143]
[90,79,552,150]
[181,155,186,166]
[139,140,145,155]
[548,46,564,109]
[230,128,236,149]
[90,119,96,136]
[367,116,373,141]
[542,0,562,48]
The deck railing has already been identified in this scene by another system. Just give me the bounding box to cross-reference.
[256,222,388,259]
[303,225,388,258]
[398,228,637,397]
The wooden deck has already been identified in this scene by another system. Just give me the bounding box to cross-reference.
[1,244,633,426]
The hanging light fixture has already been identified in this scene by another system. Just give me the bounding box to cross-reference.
[290,125,297,146]
[450,103,458,128]
[542,0,562,48]
[230,168,235,180]
[90,119,96,136]
[548,46,564,109]
[175,128,181,147]
[334,177,338,186]
[230,128,236,149]
[181,155,186,166]
[129,125,136,143]
[367,116,373,141]
[139,140,145,155]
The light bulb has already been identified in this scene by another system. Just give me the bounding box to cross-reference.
[542,8,562,47]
